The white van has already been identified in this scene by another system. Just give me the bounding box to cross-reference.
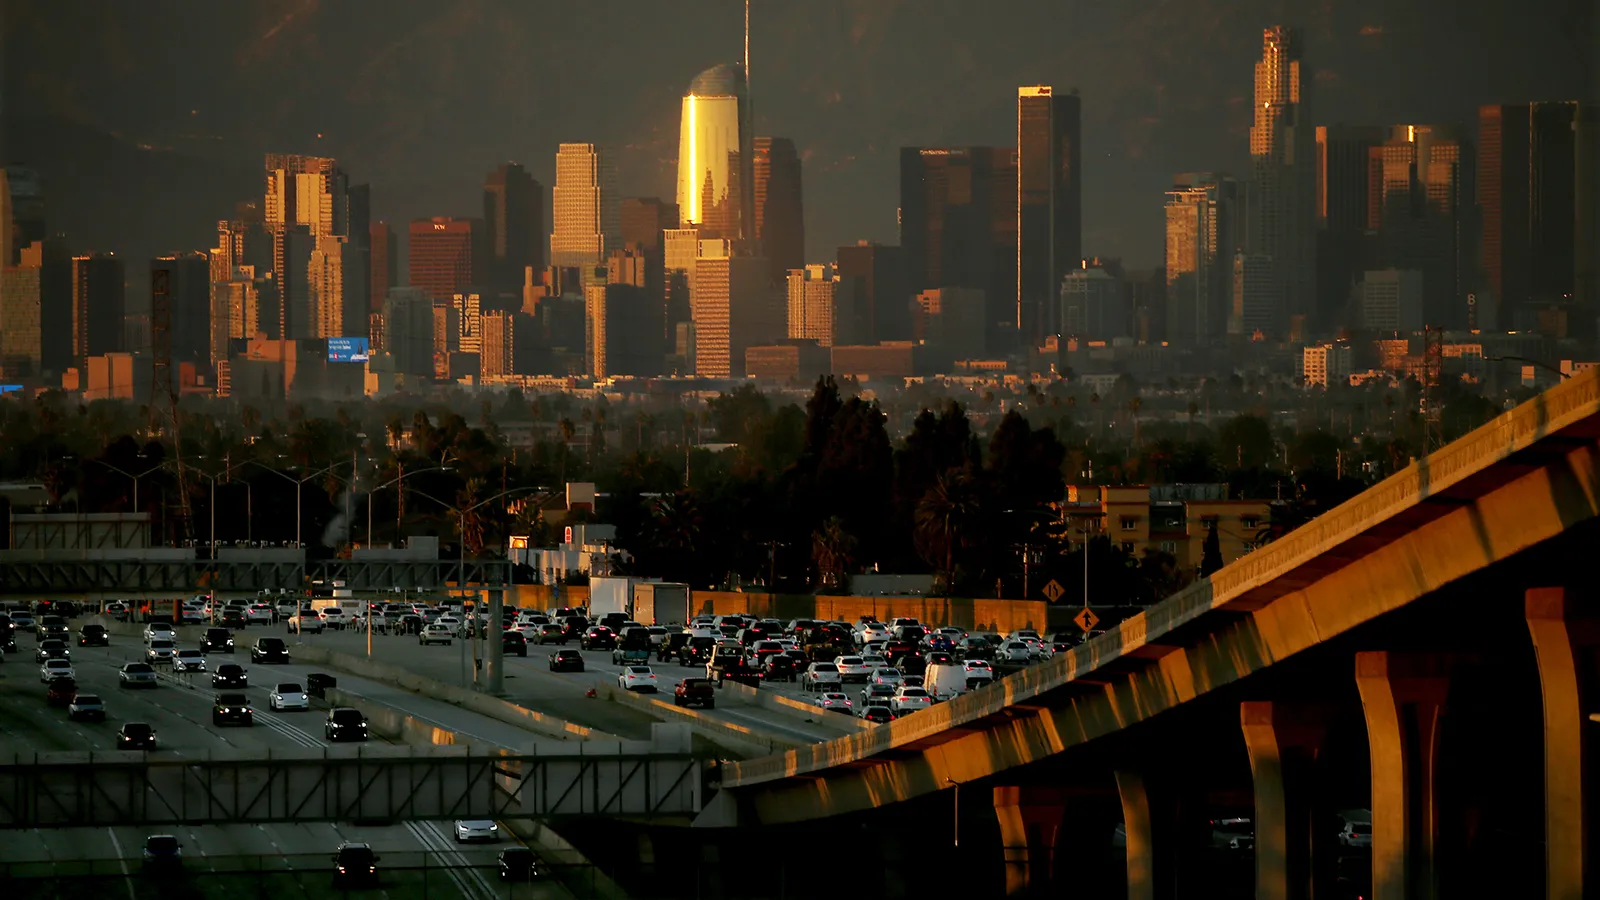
[924,664,969,702]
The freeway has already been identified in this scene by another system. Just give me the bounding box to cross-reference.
[0,635,566,900]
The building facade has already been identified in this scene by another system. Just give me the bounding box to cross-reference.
[1060,265,1124,341]
[551,143,621,279]
[484,163,544,296]
[677,64,754,247]
[753,136,804,285]
[1367,124,1473,330]
[1016,85,1083,346]
[409,217,486,303]
[1359,268,1425,333]
[1164,173,1239,344]
[786,264,862,348]
[1248,26,1315,337]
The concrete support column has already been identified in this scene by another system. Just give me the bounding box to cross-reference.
[1116,768,1175,900]
[1525,586,1597,900]
[994,785,1067,896]
[1355,651,1450,900]
[1240,701,1328,900]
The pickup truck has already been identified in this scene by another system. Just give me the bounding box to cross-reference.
[611,646,651,666]
[673,677,715,709]
[707,648,761,687]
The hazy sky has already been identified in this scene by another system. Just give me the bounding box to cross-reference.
[4,0,1595,267]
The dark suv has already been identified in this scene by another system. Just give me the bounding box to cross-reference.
[211,693,254,726]
[38,616,69,641]
[501,630,528,657]
[673,678,715,709]
[332,842,380,887]
[210,663,248,688]
[201,628,235,653]
[324,707,369,742]
[251,638,289,664]
[580,626,615,651]
[548,649,584,672]
[77,624,110,647]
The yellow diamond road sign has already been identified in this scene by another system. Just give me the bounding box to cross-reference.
[1041,579,1064,603]
[1074,607,1100,633]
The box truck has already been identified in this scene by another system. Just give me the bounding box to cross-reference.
[588,576,634,619]
[633,582,690,626]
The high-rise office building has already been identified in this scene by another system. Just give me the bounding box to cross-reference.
[663,227,700,348]
[1164,173,1240,344]
[1248,26,1314,336]
[409,217,486,302]
[754,137,804,285]
[551,143,621,279]
[1016,86,1083,345]
[1367,124,1473,329]
[1479,102,1596,329]
[693,242,774,377]
[383,287,435,378]
[262,154,367,340]
[3,167,45,264]
[1060,265,1125,341]
[0,241,46,378]
[912,287,988,363]
[678,64,754,247]
[837,241,910,342]
[1315,125,1387,328]
[900,147,1018,349]
[621,197,679,252]
[0,169,11,272]
[785,264,864,348]
[151,253,211,369]
[1231,253,1275,337]
[451,291,483,356]
[70,253,125,370]
[585,281,662,378]
[484,163,544,295]
[370,221,397,312]
[1359,268,1424,333]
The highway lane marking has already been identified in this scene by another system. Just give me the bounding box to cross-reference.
[404,819,491,900]
[105,828,138,900]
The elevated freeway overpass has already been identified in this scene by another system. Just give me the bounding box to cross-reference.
[701,370,1600,899]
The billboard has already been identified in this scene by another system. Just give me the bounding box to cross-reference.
[327,337,370,363]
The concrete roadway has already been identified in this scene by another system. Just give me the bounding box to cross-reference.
[0,636,565,900]
[289,625,861,747]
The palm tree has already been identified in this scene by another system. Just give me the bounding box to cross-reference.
[811,516,857,590]
[914,469,983,588]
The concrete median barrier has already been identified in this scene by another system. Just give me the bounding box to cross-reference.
[323,686,474,748]
[718,680,874,732]
[593,682,797,758]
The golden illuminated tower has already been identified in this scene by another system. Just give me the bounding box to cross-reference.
[677,64,754,248]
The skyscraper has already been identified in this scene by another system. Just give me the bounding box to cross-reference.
[1479,102,1595,329]
[786,264,861,347]
[550,143,621,279]
[262,154,366,340]
[1017,86,1083,344]
[836,241,910,342]
[900,146,1018,350]
[754,137,804,285]
[3,167,45,264]
[1315,125,1387,328]
[693,243,774,377]
[383,287,435,378]
[0,241,45,378]
[370,221,397,313]
[663,227,700,354]
[1367,124,1473,329]
[621,197,679,252]
[484,163,544,295]
[1248,26,1315,337]
[1164,173,1240,344]
[151,252,211,369]
[677,64,754,247]
[71,253,125,370]
[409,217,487,302]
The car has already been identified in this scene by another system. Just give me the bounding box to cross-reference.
[172,649,208,673]
[418,623,454,646]
[814,691,853,713]
[453,819,498,843]
[580,626,616,651]
[35,639,70,663]
[269,682,310,711]
[855,622,891,645]
[77,624,110,647]
[220,609,249,630]
[68,693,106,721]
[210,663,248,688]
[119,662,158,688]
[200,627,235,653]
[763,653,799,681]
[801,662,843,692]
[319,608,349,631]
[502,631,528,657]
[37,616,70,641]
[998,641,1033,663]
[251,637,289,663]
[46,677,78,706]
[39,658,75,682]
[548,649,584,672]
[178,606,205,626]
[142,834,182,869]
[646,625,670,646]
[144,639,176,665]
[673,677,715,709]
[212,693,254,726]
[119,722,158,750]
[833,655,872,683]
[143,622,175,643]
[324,707,369,742]
[498,846,541,882]
[677,635,718,666]
[870,666,903,687]
[860,653,888,669]
[533,623,567,645]
[245,604,275,625]
[275,600,300,620]
[332,842,380,888]
[890,686,934,715]
[860,683,896,707]
[1338,820,1372,848]
[103,602,128,621]
[618,666,659,692]
[860,703,895,724]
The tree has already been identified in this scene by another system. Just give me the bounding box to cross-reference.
[1217,415,1275,470]
[811,516,857,591]
[1200,519,1224,577]
[914,469,984,587]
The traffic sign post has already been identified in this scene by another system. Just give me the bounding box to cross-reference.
[1042,579,1065,603]
[1074,607,1100,633]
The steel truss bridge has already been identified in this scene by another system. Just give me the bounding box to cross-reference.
[0,746,702,828]
[0,554,513,594]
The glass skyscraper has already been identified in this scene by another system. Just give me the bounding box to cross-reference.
[677,63,754,248]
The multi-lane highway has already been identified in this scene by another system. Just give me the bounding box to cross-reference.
[0,630,568,899]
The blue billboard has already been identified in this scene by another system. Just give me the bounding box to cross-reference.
[327,337,370,363]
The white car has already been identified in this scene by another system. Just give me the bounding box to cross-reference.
[39,659,76,682]
[617,666,659,692]
[647,626,670,646]
[1000,641,1033,663]
[268,682,310,711]
[274,600,299,620]
[171,649,207,673]
[453,819,498,843]
[962,658,995,681]
[287,613,324,634]
[146,639,177,664]
[813,692,853,712]
[318,608,348,630]
[143,622,175,644]
[437,615,466,636]
[855,622,891,645]
[801,662,842,692]
[833,655,873,683]
[418,624,454,646]
[860,653,888,669]
[891,686,934,715]
[870,666,903,687]
[243,603,275,624]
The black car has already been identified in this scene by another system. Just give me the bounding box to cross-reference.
[119,722,157,749]
[677,636,717,666]
[501,631,528,658]
[212,693,254,726]
[38,616,69,641]
[579,626,615,651]
[251,638,289,664]
[210,663,248,688]
[220,610,248,630]
[548,649,585,672]
[46,677,78,707]
[324,707,369,742]
[201,627,235,653]
[142,834,182,870]
[498,846,541,882]
[534,623,566,644]
[560,615,589,640]
[862,707,894,724]
[77,624,109,647]
[763,654,798,682]
[332,842,380,887]
[35,639,70,662]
